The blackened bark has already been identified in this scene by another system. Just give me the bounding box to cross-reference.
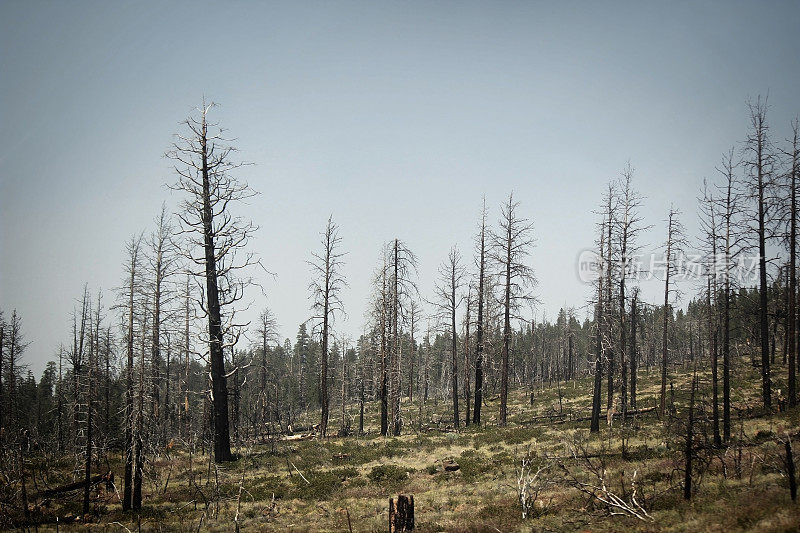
[200,113,233,463]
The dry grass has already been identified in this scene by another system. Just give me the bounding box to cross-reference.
[13,358,800,532]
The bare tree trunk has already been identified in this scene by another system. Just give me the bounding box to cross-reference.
[380,262,389,436]
[590,217,606,433]
[133,313,146,510]
[709,275,721,447]
[473,202,486,425]
[168,103,260,463]
[787,120,798,407]
[464,291,471,427]
[605,207,614,413]
[450,259,460,430]
[630,290,638,410]
[392,240,401,436]
[500,233,511,427]
[747,97,773,409]
[82,311,94,516]
[123,236,141,511]
[0,318,4,433]
[660,208,682,418]
[200,113,233,462]
[436,248,463,429]
[684,372,696,500]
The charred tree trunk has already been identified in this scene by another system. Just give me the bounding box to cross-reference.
[684,374,696,500]
[122,236,141,511]
[590,219,606,433]
[389,494,415,532]
[200,113,233,462]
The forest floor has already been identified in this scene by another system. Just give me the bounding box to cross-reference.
[14,359,800,532]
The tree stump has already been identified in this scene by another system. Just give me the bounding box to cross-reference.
[389,494,414,532]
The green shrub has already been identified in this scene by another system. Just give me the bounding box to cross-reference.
[368,464,414,484]
[284,466,361,500]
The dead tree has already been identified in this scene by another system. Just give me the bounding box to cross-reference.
[591,186,615,432]
[559,435,653,521]
[699,180,721,447]
[407,300,420,403]
[604,186,616,414]
[463,287,472,426]
[684,373,697,500]
[781,119,799,407]
[785,438,797,502]
[308,215,346,437]
[744,95,777,410]
[181,274,194,440]
[374,256,390,436]
[388,494,414,532]
[147,205,179,427]
[119,233,142,511]
[4,311,28,435]
[491,194,536,426]
[660,207,686,418]
[715,149,747,440]
[614,166,647,419]
[0,310,4,433]
[83,292,103,515]
[434,247,465,429]
[131,307,149,510]
[168,101,261,462]
[388,239,417,435]
[339,335,351,436]
[255,308,278,436]
[629,289,639,410]
[70,287,89,446]
[473,199,488,425]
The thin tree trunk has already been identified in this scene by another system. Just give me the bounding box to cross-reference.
[473,206,486,425]
[630,291,638,410]
[500,222,511,427]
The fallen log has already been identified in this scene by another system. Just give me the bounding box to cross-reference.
[565,406,657,423]
[38,471,113,497]
[280,433,314,442]
[522,406,658,425]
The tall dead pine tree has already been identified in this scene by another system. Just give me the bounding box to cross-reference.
[614,166,646,419]
[120,235,142,511]
[716,149,745,440]
[744,96,776,410]
[782,119,799,407]
[660,207,685,418]
[168,102,261,462]
[309,216,346,437]
[491,194,536,427]
[473,200,488,425]
[434,247,464,429]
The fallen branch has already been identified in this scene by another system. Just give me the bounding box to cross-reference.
[38,471,112,497]
[289,461,310,485]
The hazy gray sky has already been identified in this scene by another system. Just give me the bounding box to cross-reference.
[2,1,799,375]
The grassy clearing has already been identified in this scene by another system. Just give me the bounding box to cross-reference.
[16,359,800,531]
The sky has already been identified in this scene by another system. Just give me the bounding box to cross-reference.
[1,1,800,376]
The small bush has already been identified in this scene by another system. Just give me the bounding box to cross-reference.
[285,466,360,500]
[459,450,494,482]
[368,464,414,485]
